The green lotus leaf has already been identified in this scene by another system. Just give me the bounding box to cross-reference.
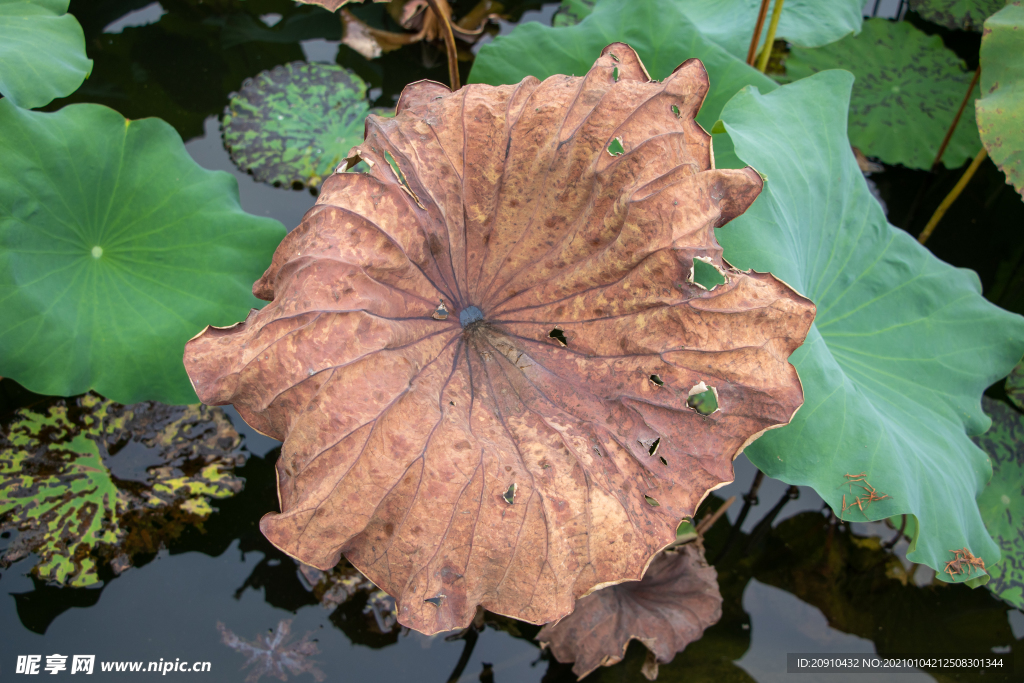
[785,18,982,170]
[550,0,862,57]
[0,394,246,587]
[977,2,1024,198]
[469,0,777,167]
[0,100,286,405]
[972,397,1024,608]
[715,70,1024,583]
[908,0,1005,30]
[222,61,391,189]
[0,0,92,109]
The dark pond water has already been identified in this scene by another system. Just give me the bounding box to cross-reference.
[4,0,1024,681]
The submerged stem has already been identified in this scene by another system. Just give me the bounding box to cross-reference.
[755,0,785,73]
[918,147,988,245]
[747,0,772,66]
[426,0,461,91]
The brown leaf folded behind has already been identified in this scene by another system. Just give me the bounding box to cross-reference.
[537,543,722,680]
[184,44,815,635]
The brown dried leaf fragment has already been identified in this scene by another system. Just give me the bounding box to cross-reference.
[537,543,722,680]
[184,45,815,635]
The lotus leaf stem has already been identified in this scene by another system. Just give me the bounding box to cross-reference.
[426,0,461,91]
[755,0,785,73]
[747,0,772,66]
[918,147,988,245]
[931,67,981,172]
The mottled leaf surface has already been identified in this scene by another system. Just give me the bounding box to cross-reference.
[909,0,1005,30]
[0,394,245,587]
[223,62,391,190]
[185,47,815,634]
[0,101,286,404]
[717,70,1024,582]
[977,2,1024,198]
[785,18,981,170]
[537,543,721,680]
[972,398,1024,608]
[0,0,92,108]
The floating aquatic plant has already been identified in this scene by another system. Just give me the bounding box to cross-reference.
[0,394,246,586]
[185,44,815,634]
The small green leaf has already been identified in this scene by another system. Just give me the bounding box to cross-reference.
[977,2,1024,198]
[716,70,1024,582]
[222,61,390,189]
[784,19,981,170]
[972,397,1024,608]
[0,101,286,404]
[0,0,92,108]
[908,0,1006,31]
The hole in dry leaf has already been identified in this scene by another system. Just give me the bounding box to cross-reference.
[607,137,625,156]
[648,438,661,457]
[503,482,517,505]
[649,374,664,386]
[384,149,422,206]
[424,595,444,606]
[548,328,568,346]
[691,258,727,291]
[687,382,719,415]
[432,300,449,320]
[612,66,619,82]
[659,456,668,466]
[449,400,456,406]
[672,104,681,119]
[460,305,484,327]
[644,495,660,507]
[609,52,619,62]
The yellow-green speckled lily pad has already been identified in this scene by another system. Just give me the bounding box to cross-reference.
[0,394,246,587]
[222,61,392,190]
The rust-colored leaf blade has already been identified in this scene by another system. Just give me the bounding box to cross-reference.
[537,544,722,680]
[184,44,815,635]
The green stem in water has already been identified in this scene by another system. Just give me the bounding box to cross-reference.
[918,147,988,245]
[755,0,785,73]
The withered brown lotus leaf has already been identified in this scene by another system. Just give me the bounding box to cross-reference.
[537,543,722,680]
[183,44,815,635]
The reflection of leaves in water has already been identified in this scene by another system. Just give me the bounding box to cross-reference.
[52,0,319,139]
[0,394,245,587]
[750,511,1021,671]
[218,619,326,683]
[972,397,1024,609]
[299,561,401,648]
